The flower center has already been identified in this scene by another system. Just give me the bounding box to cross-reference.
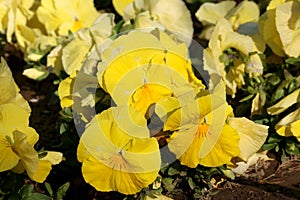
[196,124,209,137]
[109,151,127,170]
[73,17,82,32]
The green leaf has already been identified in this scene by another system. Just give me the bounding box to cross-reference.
[263,143,277,151]
[239,94,254,102]
[56,182,70,200]
[44,182,53,197]
[188,177,196,190]
[60,123,69,134]
[162,178,176,192]
[168,167,180,176]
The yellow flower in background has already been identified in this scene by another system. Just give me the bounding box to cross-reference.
[0,0,34,42]
[0,57,30,112]
[195,1,236,26]
[112,0,134,16]
[195,1,260,40]
[48,13,115,76]
[203,18,263,97]
[268,89,300,141]
[123,0,193,44]
[259,0,300,57]
[98,30,204,115]
[36,0,100,36]
[276,1,300,58]
[77,107,161,194]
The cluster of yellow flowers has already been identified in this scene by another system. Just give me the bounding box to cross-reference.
[0,0,299,196]
[0,58,62,182]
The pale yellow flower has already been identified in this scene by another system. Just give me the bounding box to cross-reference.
[48,13,114,76]
[203,18,263,97]
[0,0,34,42]
[259,0,300,57]
[36,0,100,36]
[195,1,260,40]
[123,0,193,44]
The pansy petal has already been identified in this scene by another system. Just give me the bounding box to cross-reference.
[275,1,300,58]
[228,117,268,161]
[82,155,159,195]
[112,0,134,16]
[267,88,300,115]
[196,1,236,25]
[12,130,39,178]
[31,151,63,183]
[291,120,300,141]
[0,135,19,172]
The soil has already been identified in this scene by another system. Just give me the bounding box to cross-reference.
[3,42,300,200]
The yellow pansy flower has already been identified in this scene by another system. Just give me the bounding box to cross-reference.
[268,89,300,141]
[259,0,300,57]
[159,83,268,167]
[0,0,34,42]
[123,0,193,44]
[0,57,30,112]
[77,107,161,194]
[36,0,100,36]
[195,1,260,40]
[203,18,263,97]
[112,0,134,16]
[0,103,38,173]
[48,13,114,76]
[98,30,204,115]
[0,103,63,182]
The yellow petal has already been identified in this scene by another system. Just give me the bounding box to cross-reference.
[275,1,300,57]
[0,135,19,172]
[62,37,91,75]
[124,0,193,44]
[31,151,63,183]
[12,130,39,178]
[291,119,300,141]
[228,117,268,161]
[258,10,285,56]
[23,68,49,81]
[58,77,74,108]
[36,0,100,35]
[195,1,236,25]
[267,88,300,115]
[275,107,300,137]
[225,1,260,30]
[0,103,30,135]
[81,155,159,195]
[267,0,287,10]
[112,0,134,16]
[0,58,31,112]
[198,124,240,167]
